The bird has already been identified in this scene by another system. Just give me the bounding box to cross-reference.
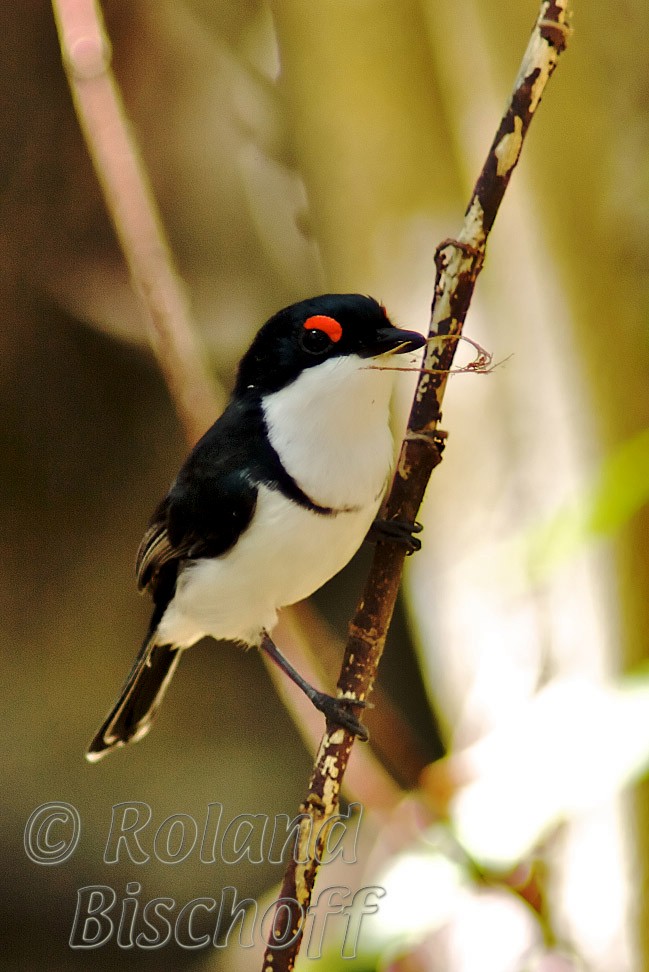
[86,293,425,761]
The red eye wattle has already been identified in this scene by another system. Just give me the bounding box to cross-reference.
[303,315,343,343]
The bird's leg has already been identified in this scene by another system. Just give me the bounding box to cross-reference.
[367,517,423,554]
[259,633,369,741]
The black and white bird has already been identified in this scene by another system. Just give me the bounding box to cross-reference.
[87,294,425,761]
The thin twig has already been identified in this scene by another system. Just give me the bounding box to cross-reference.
[51,0,220,444]
[262,1,571,967]
[365,332,512,375]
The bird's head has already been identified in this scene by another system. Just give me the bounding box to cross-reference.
[235,294,426,396]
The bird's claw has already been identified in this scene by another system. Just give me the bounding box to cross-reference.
[311,692,369,741]
[368,517,423,555]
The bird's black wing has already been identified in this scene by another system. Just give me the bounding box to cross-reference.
[87,465,255,762]
[136,400,261,608]
[89,462,257,762]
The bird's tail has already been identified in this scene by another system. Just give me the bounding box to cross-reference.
[86,637,181,762]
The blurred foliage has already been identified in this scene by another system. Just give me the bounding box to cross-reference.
[525,427,649,578]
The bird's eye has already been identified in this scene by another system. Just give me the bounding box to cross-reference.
[299,328,334,355]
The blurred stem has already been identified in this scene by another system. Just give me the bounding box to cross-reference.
[263,3,571,969]
[51,0,219,443]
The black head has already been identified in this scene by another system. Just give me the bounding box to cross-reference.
[234,294,425,396]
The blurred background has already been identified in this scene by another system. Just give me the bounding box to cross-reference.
[3,1,649,970]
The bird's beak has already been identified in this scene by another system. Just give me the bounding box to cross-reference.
[361,326,426,358]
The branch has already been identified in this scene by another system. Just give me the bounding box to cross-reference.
[262,1,571,967]
[51,0,220,443]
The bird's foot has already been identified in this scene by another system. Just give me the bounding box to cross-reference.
[310,691,369,741]
[368,517,423,554]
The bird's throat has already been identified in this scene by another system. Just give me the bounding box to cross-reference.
[262,355,395,511]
